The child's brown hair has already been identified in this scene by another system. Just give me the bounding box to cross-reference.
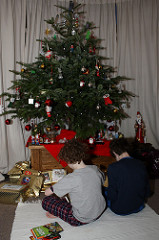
[58,138,89,164]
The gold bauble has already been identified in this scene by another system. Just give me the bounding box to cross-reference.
[46,127,51,132]
[41,63,45,68]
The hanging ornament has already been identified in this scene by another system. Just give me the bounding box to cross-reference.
[49,77,54,84]
[114,108,118,113]
[46,126,51,132]
[45,50,52,59]
[40,63,45,69]
[25,124,32,131]
[16,87,21,100]
[103,94,113,105]
[82,69,89,75]
[35,100,40,108]
[45,28,52,35]
[54,124,60,131]
[86,30,91,40]
[71,29,76,35]
[58,68,63,79]
[75,19,78,28]
[21,68,25,73]
[96,104,101,110]
[28,97,34,105]
[81,66,86,72]
[65,100,72,108]
[108,126,115,132]
[88,82,92,87]
[80,80,85,87]
[70,44,74,52]
[45,99,53,117]
[5,119,11,125]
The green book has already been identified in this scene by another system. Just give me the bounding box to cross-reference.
[30,222,63,239]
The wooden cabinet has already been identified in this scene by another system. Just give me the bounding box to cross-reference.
[29,146,72,173]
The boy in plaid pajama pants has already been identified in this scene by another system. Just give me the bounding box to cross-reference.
[42,139,106,226]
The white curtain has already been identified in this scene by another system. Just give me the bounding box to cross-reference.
[0,0,158,173]
[116,0,159,148]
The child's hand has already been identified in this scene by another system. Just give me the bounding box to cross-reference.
[45,187,53,196]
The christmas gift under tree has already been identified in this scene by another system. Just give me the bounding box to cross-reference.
[0,1,134,140]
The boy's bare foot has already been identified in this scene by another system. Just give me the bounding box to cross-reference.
[46,211,57,218]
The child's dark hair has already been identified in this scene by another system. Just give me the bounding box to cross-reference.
[109,138,131,158]
[58,138,89,164]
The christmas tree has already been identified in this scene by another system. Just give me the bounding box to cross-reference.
[0,2,134,140]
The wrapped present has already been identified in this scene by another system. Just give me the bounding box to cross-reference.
[18,170,44,198]
[0,182,28,204]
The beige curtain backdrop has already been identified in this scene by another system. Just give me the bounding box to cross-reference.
[0,0,158,173]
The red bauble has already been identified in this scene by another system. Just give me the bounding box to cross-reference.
[108,126,115,131]
[5,119,11,125]
[65,100,72,108]
[25,124,32,131]
[54,125,60,131]
[45,99,53,106]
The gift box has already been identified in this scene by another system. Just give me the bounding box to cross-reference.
[0,182,28,204]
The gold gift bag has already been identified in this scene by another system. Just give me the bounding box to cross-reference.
[0,182,28,204]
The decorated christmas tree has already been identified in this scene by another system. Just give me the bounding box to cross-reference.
[0,2,134,140]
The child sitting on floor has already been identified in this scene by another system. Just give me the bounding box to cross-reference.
[42,139,106,226]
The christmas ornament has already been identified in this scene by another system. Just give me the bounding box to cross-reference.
[5,119,11,125]
[28,97,34,105]
[31,70,36,74]
[80,80,85,87]
[71,29,76,35]
[54,124,60,131]
[82,69,89,75]
[86,30,91,40]
[88,82,92,87]
[46,127,51,132]
[103,94,112,105]
[35,101,40,108]
[70,45,74,52]
[53,34,57,39]
[45,28,52,35]
[21,68,25,73]
[25,124,32,131]
[45,99,53,117]
[65,100,72,108]
[108,126,115,131]
[40,63,45,69]
[81,66,86,72]
[113,108,118,113]
[45,50,52,59]
[58,68,63,79]
[96,104,101,110]
[49,78,53,84]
